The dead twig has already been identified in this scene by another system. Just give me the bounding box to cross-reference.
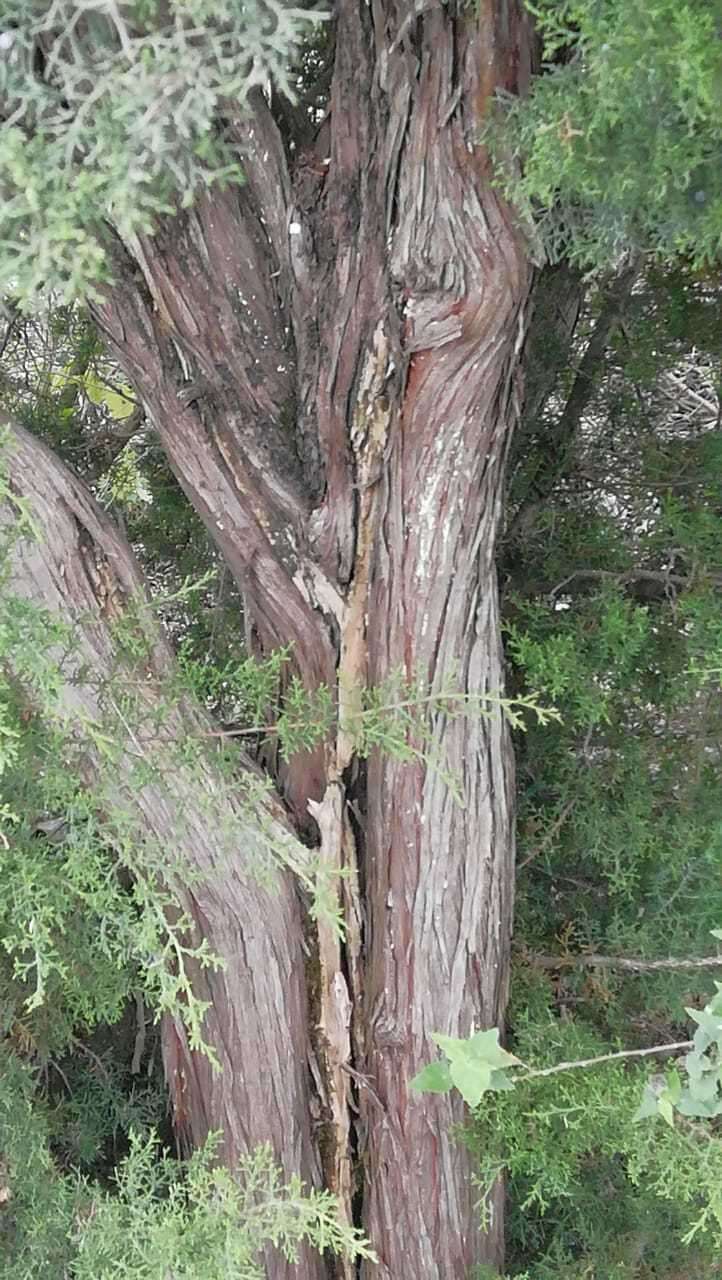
[518,797,576,870]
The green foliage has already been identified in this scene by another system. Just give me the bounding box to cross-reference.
[44,1052,167,1173]
[2,98,721,1273]
[353,668,559,788]
[411,1029,519,1107]
[0,578,555,1058]
[1,413,555,1065]
[73,1133,375,1279]
[50,363,137,422]
[0,0,325,305]
[177,642,290,727]
[490,0,722,265]
[635,981,722,1128]
[497,246,722,1274]
[414,972,722,1148]
[466,999,722,1277]
[0,1052,78,1278]
[175,648,558,785]
[0,1053,373,1279]
[0,556,227,1057]
[0,687,221,1057]
[96,445,151,509]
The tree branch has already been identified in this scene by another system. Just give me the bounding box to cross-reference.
[545,256,641,465]
[549,567,722,599]
[517,1039,694,1081]
[510,256,641,531]
[517,797,576,870]
[528,952,722,974]
[89,229,337,709]
[1,419,323,1226]
[515,260,584,453]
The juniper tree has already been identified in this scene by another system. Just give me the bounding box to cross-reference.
[1,2,721,1278]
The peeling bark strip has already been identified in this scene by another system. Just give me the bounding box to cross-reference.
[1,423,325,1280]
[307,783,355,1279]
[77,2,534,1277]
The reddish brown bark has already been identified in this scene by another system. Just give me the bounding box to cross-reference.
[74,2,533,1276]
[1,422,325,1280]
[361,201,526,1280]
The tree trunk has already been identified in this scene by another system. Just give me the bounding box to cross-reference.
[19,3,534,1275]
[1,422,325,1280]
[361,244,524,1276]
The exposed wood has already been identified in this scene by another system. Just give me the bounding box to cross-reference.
[307,783,355,1280]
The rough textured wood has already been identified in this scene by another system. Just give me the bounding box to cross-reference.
[1,423,325,1280]
[61,2,533,1275]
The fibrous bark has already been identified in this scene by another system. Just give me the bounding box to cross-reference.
[1,421,325,1280]
[23,2,534,1275]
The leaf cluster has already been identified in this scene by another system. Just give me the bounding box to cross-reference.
[0,0,324,304]
[0,1053,373,1279]
[490,0,722,266]
[495,251,722,1272]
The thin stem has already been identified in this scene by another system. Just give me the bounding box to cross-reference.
[518,797,576,869]
[517,1040,693,1081]
[528,953,722,974]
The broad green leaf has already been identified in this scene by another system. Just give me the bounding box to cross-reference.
[488,1068,515,1093]
[410,1061,453,1094]
[665,1068,682,1104]
[685,1072,721,1104]
[81,370,136,420]
[467,1027,521,1069]
[49,368,79,392]
[687,1006,722,1038]
[709,984,722,1011]
[431,1033,469,1062]
[658,1096,675,1128]
[449,1057,492,1108]
[634,1084,662,1122]
[677,1090,722,1118]
[685,1049,708,1080]
[100,387,136,420]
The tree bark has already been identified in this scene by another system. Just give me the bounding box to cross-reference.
[1,421,325,1280]
[62,2,532,1275]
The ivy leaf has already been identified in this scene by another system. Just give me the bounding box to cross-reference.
[677,1089,722,1118]
[634,1083,663,1122]
[687,1006,722,1034]
[431,1027,519,1070]
[685,1049,707,1081]
[467,1028,521,1069]
[449,1057,492,1108]
[488,1068,515,1093]
[658,1095,675,1128]
[410,1060,453,1094]
[431,1033,468,1062]
[682,1071,721,1106]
